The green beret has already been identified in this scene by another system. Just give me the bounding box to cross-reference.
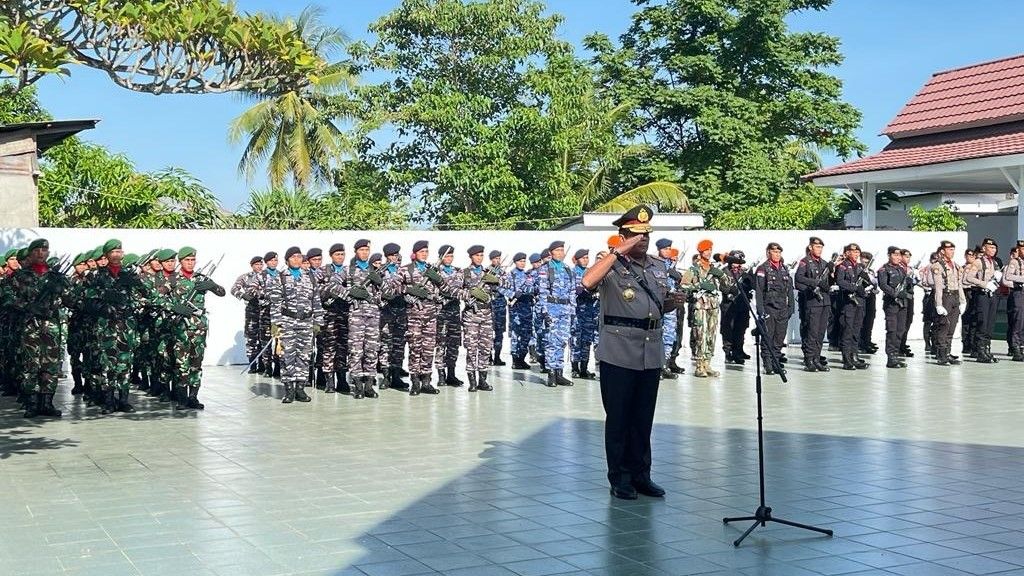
[122,253,139,268]
[46,256,58,267]
[3,248,17,261]
[28,238,49,252]
[86,247,102,261]
[178,246,196,260]
[155,248,177,262]
[103,239,122,254]
[138,249,156,265]
[17,248,29,260]
[72,252,88,266]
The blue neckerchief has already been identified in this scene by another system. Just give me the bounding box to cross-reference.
[267,269,278,278]
[574,265,586,276]
[355,259,369,271]
[551,260,565,272]
[442,264,453,273]
[472,265,482,272]
[288,266,302,280]
[332,263,345,273]
[415,261,427,272]
[386,263,397,274]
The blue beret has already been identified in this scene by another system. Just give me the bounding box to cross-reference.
[655,238,672,250]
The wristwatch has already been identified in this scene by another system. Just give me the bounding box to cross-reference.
[610,248,621,257]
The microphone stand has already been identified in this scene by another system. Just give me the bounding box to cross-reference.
[722,278,833,547]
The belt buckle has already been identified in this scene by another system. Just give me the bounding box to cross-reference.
[646,318,657,330]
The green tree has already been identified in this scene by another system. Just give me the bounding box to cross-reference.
[2,0,325,95]
[713,185,839,230]
[585,0,864,223]
[907,203,967,232]
[228,6,357,189]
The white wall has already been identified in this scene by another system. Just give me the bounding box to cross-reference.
[0,227,968,364]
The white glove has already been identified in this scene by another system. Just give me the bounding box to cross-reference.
[935,305,948,316]
[864,286,874,294]
[985,281,998,292]
[829,285,839,293]
[993,271,1003,282]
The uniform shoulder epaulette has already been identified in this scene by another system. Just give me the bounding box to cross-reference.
[649,254,665,263]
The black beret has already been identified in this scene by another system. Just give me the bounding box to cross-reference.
[766,242,783,252]
[611,204,654,233]
[413,240,428,253]
[809,236,824,246]
[1016,239,1024,248]
[939,240,955,249]
[306,248,322,259]
[329,243,345,255]
[285,246,302,260]
[513,252,527,262]
[488,250,501,260]
[573,249,589,260]
[467,244,484,256]
[540,249,550,259]
[982,237,997,247]
[529,253,542,264]
[438,244,454,257]
[655,238,672,250]
[264,251,278,261]
[844,243,861,252]
[901,248,912,256]
[369,253,382,264]
[383,243,400,256]
[250,256,263,265]
[548,240,564,251]
[861,252,873,260]
[887,245,901,255]
[354,239,370,250]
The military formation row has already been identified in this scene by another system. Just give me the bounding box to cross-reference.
[0,240,225,418]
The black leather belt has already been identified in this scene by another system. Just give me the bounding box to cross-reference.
[547,297,570,304]
[603,315,662,330]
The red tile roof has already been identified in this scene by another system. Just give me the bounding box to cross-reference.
[883,54,1024,138]
[807,120,1024,179]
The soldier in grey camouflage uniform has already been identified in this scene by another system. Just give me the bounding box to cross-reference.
[305,247,327,388]
[266,246,324,404]
[378,243,410,390]
[319,244,349,394]
[231,256,265,372]
[257,252,280,378]
[434,245,464,387]
[332,239,384,399]
[461,245,501,391]
[386,240,447,396]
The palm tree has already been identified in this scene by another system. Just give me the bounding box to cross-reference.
[228,6,356,189]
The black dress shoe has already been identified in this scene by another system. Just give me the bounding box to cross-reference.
[632,479,666,497]
[610,484,638,500]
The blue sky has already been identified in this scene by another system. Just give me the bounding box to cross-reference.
[34,0,1024,211]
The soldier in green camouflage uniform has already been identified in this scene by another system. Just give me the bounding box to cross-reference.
[167,246,225,409]
[0,247,23,398]
[67,253,90,395]
[142,249,179,401]
[8,239,70,417]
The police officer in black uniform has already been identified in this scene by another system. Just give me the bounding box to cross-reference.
[720,250,752,364]
[835,243,870,370]
[794,237,834,372]
[877,246,909,368]
[753,242,794,374]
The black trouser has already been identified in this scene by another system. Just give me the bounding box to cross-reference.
[962,290,977,351]
[760,312,789,361]
[828,297,842,347]
[900,296,914,351]
[922,291,935,350]
[973,292,999,351]
[600,362,660,487]
[882,300,907,359]
[1009,291,1024,349]
[720,299,749,355]
[859,294,876,348]
[840,298,864,357]
[801,303,829,363]
[931,291,961,360]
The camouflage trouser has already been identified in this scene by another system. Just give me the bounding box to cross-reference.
[509,300,533,358]
[544,304,572,370]
[570,299,599,362]
[319,307,349,372]
[532,302,545,352]
[18,316,62,394]
[243,302,260,357]
[258,304,274,366]
[152,315,176,387]
[662,311,679,360]
[379,303,407,368]
[408,304,439,375]
[435,302,462,368]
[491,297,507,349]
[691,306,719,361]
[348,304,381,377]
[67,315,86,372]
[173,314,208,389]
[281,322,314,386]
[97,315,139,394]
[81,319,103,390]
[463,304,494,371]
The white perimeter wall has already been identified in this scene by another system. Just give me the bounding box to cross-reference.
[0,227,968,365]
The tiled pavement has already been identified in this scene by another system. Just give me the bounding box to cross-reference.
[2,345,1024,576]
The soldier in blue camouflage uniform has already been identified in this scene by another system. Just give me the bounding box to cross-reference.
[487,250,508,366]
[529,251,547,369]
[266,246,324,404]
[378,243,410,390]
[570,249,598,380]
[232,256,265,372]
[538,241,576,387]
[461,245,501,391]
[507,252,534,370]
[7,239,70,418]
[434,245,464,387]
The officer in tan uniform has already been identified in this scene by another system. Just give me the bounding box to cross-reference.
[582,205,686,501]
[963,238,1003,363]
[930,240,966,366]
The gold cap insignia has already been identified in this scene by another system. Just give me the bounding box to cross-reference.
[637,208,650,223]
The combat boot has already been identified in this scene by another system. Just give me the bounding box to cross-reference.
[336,369,350,395]
[421,374,440,395]
[351,374,364,399]
[445,365,464,387]
[661,366,677,379]
[389,366,409,390]
[669,357,685,374]
[272,358,281,379]
[436,367,447,386]
[409,374,421,396]
[185,387,203,410]
[23,393,41,418]
[399,366,409,377]
[101,389,117,414]
[841,351,857,370]
[813,358,830,372]
[282,383,295,403]
[803,358,818,372]
[247,355,259,374]
[886,357,906,369]
[555,369,573,387]
[174,386,189,410]
[579,358,596,379]
[40,393,62,418]
[492,344,506,366]
[512,356,530,370]
[315,367,327,389]
[988,344,999,363]
[295,384,311,402]
[467,372,478,392]
[538,356,548,374]
[545,372,557,388]
[901,346,915,358]
[71,366,84,395]
[137,369,150,391]
[705,361,720,378]
[118,389,136,413]
[477,371,493,391]
[528,344,539,362]
[693,359,709,378]
[571,361,581,378]
[363,376,379,399]
[1013,346,1024,362]
[324,372,337,393]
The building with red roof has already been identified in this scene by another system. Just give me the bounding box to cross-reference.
[808,54,1024,239]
